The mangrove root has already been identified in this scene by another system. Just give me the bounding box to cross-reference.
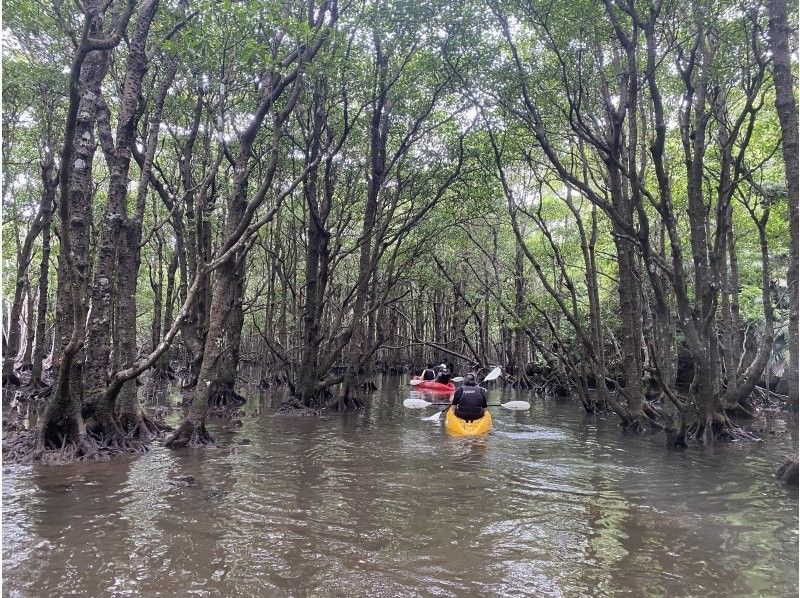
[164,419,214,448]
[119,410,173,440]
[327,396,366,411]
[686,412,759,443]
[276,398,322,417]
[776,454,799,486]
[208,388,247,408]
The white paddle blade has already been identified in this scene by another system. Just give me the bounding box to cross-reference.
[451,376,464,383]
[482,366,502,382]
[422,410,444,421]
[501,400,530,410]
[409,379,423,386]
[403,398,431,409]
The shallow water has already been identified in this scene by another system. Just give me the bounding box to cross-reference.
[3,377,798,597]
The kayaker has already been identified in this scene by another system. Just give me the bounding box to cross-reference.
[451,373,488,421]
[420,363,436,381]
[434,364,451,385]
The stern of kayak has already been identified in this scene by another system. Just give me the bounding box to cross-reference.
[445,408,492,436]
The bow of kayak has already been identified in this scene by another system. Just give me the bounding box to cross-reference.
[410,378,456,392]
[445,408,492,436]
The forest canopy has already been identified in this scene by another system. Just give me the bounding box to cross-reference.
[1,0,797,462]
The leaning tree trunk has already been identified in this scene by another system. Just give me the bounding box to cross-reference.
[768,0,799,411]
[3,202,46,384]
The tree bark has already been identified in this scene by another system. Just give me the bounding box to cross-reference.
[768,0,798,410]
[30,167,55,386]
[82,0,160,441]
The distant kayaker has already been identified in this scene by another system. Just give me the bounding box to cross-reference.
[451,373,488,421]
[434,364,451,385]
[420,364,436,381]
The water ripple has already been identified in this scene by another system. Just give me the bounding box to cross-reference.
[2,377,797,597]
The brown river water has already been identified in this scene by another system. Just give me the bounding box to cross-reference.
[3,376,798,597]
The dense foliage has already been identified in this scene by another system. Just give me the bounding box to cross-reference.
[1,0,796,462]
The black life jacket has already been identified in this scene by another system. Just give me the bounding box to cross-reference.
[422,369,435,381]
[458,385,485,408]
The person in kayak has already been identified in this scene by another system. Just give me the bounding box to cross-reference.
[434,363,451,385]
[451,373,487,421]
[420,364,436,381]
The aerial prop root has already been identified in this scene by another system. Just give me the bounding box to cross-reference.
[120,410,173,440]
[511,372,535,389]
[777,454,799,486]
[686,412,759,443]
[276,397,322,416]
[88,427,150,454]
[208,387,247,408]
[164,419,214,448]
[327,396,365,411]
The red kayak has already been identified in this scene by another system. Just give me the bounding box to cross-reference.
[410,377,456,393]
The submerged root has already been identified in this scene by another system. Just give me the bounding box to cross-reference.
[723,403,758,419]
[2,429,39,463]
[776,454,799,486]
[511,372,535,389]
[4,428,115,465]
[723,396,758,419]
[663,406,689,449]
[164,419,214,448]
[620,408,663,434]
[151,366,177,382]
[208,387,247,408]
[276,398,322,417]
[85,417,150,455]
[686,412,759,443]
[327,396,366,411]
[119,410,173,440]
[95,432,149,455]
[2,372,22,387]
[621,416,648,434]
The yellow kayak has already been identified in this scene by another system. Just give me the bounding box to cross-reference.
[445,407,492,436]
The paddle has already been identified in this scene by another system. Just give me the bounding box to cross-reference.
[404,399,531,410]
[415,367,526,422]
[410,366,499,387]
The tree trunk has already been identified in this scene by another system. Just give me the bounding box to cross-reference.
[30,167,55,386]
[341,40,388,406]
[3,201,47,383]
[166,258,239,447]
[113,59,176,437]
[82,0,159,441]
[36,1,125,461]
[768,0,799,410]
[21,279,35,370]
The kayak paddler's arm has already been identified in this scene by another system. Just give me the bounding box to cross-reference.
[451,387,462,405]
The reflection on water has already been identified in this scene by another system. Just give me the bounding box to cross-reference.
[3,376,798,597]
